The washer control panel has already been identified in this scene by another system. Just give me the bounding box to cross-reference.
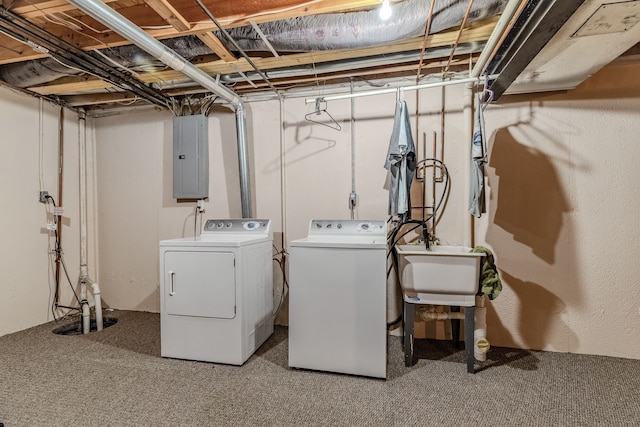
[308,220,386,236]
[202,219,270,233]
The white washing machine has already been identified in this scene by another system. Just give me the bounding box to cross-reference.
[159,219,273,365]
[288,219,388,378]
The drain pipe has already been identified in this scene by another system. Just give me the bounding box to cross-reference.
[68,0,253,217]
[78,110,104,332]
[418,305,490,361]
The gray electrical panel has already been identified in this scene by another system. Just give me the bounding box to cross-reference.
[173,114,208,199]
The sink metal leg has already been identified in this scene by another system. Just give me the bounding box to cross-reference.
[465,306,475,374]
[451,306,461,348]
[403,300,415,367]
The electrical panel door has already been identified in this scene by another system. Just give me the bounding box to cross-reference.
[173,114,208,199]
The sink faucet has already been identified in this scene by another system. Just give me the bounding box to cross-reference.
[422,226,431,250]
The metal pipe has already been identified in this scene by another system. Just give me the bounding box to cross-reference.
[305,75,498,104]
[67,0,239,106]
[444,0,475,73]
[235,103,252,218]
[0,6,169,107]
[68,0,253,217]
[471,0,526,78]
[194,0,281,97]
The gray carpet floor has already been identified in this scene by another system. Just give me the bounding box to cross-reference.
[1,310,638,427]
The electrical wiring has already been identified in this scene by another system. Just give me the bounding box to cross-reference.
[44,195,82,321]
[272,246,289,318]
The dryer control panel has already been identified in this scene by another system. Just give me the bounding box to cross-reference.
[202,219,271,234]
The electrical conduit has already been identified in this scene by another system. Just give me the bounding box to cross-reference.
[68,0,253,217]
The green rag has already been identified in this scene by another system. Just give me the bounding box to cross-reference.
[471,246,502,300]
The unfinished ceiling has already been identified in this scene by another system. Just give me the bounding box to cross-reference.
[0,0,638,115]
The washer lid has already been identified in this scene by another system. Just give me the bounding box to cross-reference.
[290,236,387,249]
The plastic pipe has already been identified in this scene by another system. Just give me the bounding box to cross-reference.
[91,282,103,331]
[80,291,90,335]
[474,295,490,361]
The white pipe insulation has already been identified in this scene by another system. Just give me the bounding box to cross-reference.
[68,0,253,217]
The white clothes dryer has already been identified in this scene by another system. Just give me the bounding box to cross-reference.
[159,219,273,365]
[288,219,387,378]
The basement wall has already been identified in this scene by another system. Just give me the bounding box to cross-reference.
[0,89,95,336]
[2,60,638,361]
[93,62,640,360]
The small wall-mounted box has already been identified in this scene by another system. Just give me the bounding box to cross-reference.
[173,114,208,199]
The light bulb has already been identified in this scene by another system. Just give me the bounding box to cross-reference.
[380,0,392,20]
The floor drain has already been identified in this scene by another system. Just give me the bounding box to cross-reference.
[52,317,118,335]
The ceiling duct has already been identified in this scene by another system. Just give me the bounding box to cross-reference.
[220,0,507,51]
[0,0,506,89]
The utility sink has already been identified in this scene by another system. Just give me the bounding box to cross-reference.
[395,245,484,305]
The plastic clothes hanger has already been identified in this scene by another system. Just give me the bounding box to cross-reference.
[480,74,494,110]
[305,98,342,131]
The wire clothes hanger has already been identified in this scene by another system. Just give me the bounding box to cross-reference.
[305,98,342,131]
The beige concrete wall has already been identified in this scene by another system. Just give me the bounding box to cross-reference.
[0,61,640,358]
[85,61,640,360]
[0,88,91,336]
[477,62,640,358]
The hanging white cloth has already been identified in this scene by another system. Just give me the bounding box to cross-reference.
[384,100,416,218]
[469,90,487,218]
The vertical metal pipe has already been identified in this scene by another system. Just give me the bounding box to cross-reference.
[235,103,252,218]
[68,0,254,218]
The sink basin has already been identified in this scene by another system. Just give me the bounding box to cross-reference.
[395,245,484,304]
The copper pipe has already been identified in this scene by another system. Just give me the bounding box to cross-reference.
[416,0,437,80]
[444,0,475,73]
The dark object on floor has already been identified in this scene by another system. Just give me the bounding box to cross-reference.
[52,317,118,335]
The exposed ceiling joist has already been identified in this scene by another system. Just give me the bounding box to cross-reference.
[26,17,499,96]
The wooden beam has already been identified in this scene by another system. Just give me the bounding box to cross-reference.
[62,91,140,106]
[12,0,119,19]
[27,18,498,95]
[0,0,381,64]
[197,32,235,62]
[141,0,235,61]
[142,0,190,31]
